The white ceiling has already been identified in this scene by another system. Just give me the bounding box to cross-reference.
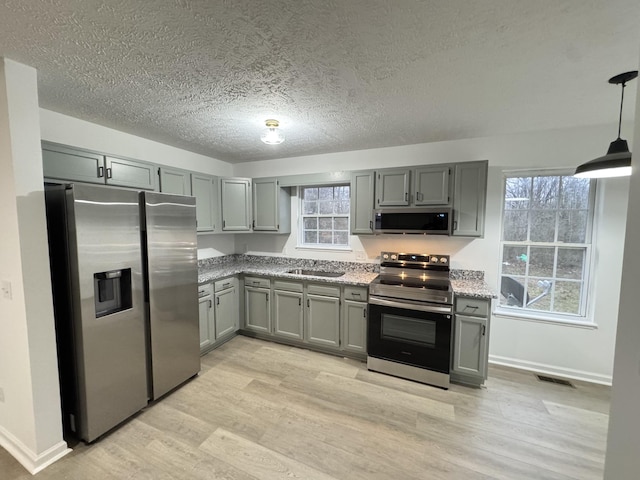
[0,0,639,163]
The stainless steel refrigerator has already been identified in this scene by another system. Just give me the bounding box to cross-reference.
[45,183,200,443]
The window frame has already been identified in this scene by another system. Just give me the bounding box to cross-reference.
[297,184,351,250]
[495,169,597,326]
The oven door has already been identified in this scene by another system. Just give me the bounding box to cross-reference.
[367,296,452,374]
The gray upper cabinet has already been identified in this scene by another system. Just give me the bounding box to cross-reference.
[159,167,191,195]
[42,143,156,190]
[452,160,488,237]
[375,169,410,207]
[221,177,252,231]
[191,173,218,233]
[42,143,105,184]
[252,178,291,233]
[105,156,156,190]
[350,170,375,235]
[414,165,451,205]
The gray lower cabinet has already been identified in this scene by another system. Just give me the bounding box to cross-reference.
[159,167,191,195]
[215,277,239,339]
[273,288,304,340]
[42,142,156,190]
[191,173,218,232]
[306,284,341,349]
[198,284,214,353]
[342,285,368,354]
[452,160,488,237]
[350,170,375,235]
[342,299,367,354]
[244,277,271,333]
[221,177,252,231]
[451,296,491,386]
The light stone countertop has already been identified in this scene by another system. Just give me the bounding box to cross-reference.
[198,255,497,299]
[450,279,498,300]
[198,255,378,287]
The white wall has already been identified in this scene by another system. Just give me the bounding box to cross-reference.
[0,58,69,473]
[40,109,233,177]
[234,124,632,384]
[603,59,640,479]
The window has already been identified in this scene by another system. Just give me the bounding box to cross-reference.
[499,172,595,320]
[300,185,350,248]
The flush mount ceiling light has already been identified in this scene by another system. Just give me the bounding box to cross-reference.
[575,70,638,178]
[260,119,285,145]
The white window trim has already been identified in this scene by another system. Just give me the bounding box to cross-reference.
[497,169,597,324]
[297,184,351,250]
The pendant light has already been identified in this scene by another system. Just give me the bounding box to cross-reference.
[260,119,285,145]
[575,70,638,178]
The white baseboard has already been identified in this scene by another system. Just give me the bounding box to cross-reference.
[0,425,71,474]
[488,354,613,386]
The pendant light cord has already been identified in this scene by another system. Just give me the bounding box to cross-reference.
[617,81,626,140]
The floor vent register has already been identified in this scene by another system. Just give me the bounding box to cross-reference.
[536,374,575,388]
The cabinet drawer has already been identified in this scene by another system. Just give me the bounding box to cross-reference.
[307,283,340,297]
[198,283,213,298]
[344,286,368,301]
[455,296,489,317]
[244,276,270,289]
[273,280,303,292]
[215,277,237,292]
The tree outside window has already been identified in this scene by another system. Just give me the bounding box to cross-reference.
[300,185,350,247]
[500,173,595,318]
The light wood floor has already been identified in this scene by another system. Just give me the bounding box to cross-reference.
[1,336,610,479]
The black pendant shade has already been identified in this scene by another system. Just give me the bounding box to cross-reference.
[575,70,638,178]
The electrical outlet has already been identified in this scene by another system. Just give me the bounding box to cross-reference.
[0,387,5,403]
[1,280,11,300]
[355,252,366,261]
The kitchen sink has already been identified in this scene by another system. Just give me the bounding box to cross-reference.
[287,269,345,278]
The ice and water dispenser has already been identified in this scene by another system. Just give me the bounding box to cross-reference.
[93,268,132,317]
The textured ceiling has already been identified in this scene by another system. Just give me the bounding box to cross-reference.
[0,0,639,163]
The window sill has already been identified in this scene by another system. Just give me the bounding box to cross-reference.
[295,245,353,253]
[493,307,598,329]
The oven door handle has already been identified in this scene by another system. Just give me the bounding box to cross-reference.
[369,296,452,315]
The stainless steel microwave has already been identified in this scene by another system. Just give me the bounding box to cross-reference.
[373,208,452,235]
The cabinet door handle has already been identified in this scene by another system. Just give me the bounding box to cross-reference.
[208,299,212,308]
[298,298,302,306]
[98,166,104,178]
[252,220,255,229]
[453,220,458,231]
[369,220,373,230]
[223,220,226,228]
[405,192,408,202]
[217,297,220,306]
[482,325,486,336]
[363,308,366,318]
[265,293,269,303]
[106,167,112,179]
[307,299,310,308]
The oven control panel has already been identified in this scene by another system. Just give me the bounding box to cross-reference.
[380,252,450,267]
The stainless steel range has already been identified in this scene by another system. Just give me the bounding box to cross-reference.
[367,251,453,389]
